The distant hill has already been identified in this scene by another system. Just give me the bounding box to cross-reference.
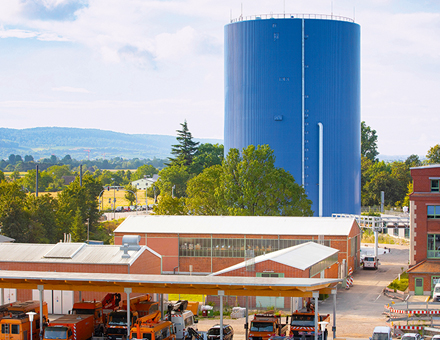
[0,127,223,160]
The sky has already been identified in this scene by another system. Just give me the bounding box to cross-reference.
[0,0,439,157]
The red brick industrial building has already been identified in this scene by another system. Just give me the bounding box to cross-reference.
[408,165,440,295]
[114,215,361,277]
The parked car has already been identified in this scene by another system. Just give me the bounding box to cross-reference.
[207,324,234,340]
[431,335,440,340]
[115,206,123,212]
[130,205,136,211]
[363,256,379,270]
[401,333,423,340]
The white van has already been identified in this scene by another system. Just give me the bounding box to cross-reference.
[363,256,379,270]
[370,326,392,340]
[164,309,198,340]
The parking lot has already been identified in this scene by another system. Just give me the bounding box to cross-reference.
[196,243,410,340]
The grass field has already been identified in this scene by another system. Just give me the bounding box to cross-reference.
[3,172,27,178]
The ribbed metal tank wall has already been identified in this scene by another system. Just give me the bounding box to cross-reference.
[224,16,361,216]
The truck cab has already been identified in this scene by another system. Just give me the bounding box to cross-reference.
[289,311,329,340]
[44,326,73,340]
[248,313,288,340]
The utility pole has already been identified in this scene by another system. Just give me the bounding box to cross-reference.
[35,165,39,197]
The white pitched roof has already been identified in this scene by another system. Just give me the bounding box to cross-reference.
[114,215,357,236]
[0,242,160,265]
[210,242,339,276]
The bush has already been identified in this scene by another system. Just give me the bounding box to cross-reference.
[388,272,409,291]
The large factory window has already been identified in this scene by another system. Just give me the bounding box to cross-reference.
[179,237,331,258]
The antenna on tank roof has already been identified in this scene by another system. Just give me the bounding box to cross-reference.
[331,0,333,18]
[241,3,243,18]
[284,0,285,16]
[353,6,356,21]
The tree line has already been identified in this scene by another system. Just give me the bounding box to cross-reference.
[0,154,167,172]
[361,121,440,208]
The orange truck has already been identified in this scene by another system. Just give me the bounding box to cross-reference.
[288,311,330,340]
[43,314,94,340]
[0,300,49,340]
[71,293,121,335]
[248,312,288,340]
[129,310,176,340]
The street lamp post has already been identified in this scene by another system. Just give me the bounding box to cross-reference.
[172,185,176,198]
[26,311,37,340]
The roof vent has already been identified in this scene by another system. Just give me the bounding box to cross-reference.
[120,235,141,258]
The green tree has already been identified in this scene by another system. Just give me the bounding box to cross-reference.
[71,207,87,242]
[168,120,200,167]
[427,144,440,164]
[0,181,29,242]
[10,170,20,181]
[190,143,224,175]
[26,194,58,243]
[156,165,191,198]
[132,164,158,181]
[153,194,187,215]
[124,184,138,206]
[217,145,312,216]
[183,145,313,217]
[361,121,379,161]
[24,155,34,162]
[56,175,102,240]
[0,170,5,182]
[186,165,222,215]
[405,154,421,168]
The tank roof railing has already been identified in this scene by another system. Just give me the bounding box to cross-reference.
[230,13,355,24]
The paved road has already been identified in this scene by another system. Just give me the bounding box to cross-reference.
[319,243,409,338]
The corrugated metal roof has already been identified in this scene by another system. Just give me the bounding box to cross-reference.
[0,243,160,265]
[210,242,339,276]
[114,216,356,236]
[0,235,14,243]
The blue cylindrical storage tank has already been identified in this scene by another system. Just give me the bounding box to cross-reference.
[224,15,361,217]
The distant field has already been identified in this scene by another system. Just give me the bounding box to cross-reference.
[100,189,153,210]
[3,172,27,177]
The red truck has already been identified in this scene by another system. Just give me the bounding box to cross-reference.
[43,314,94,340]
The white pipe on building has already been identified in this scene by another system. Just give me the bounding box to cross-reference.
[318,122,323,217]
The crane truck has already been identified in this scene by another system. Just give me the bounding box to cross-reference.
[129,310,176,340]
[71,293,121,335]
[43,314,94,340]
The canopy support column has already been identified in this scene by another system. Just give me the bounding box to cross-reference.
[38,285,44,340]
[245,296,249,340]
[313,292,319,340]
[332,289,337,339]
[125,288,132,340]
[219,290,224,340]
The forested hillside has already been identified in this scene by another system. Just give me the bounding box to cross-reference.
[0,127,222,160]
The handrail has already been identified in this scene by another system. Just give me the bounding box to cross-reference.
[230,13,355,24]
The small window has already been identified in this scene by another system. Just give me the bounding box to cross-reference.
[432,180,439,192]
[274,33,279,41]
[11,325,19,335]
[2,324,9,334]
[428,205,440,218]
